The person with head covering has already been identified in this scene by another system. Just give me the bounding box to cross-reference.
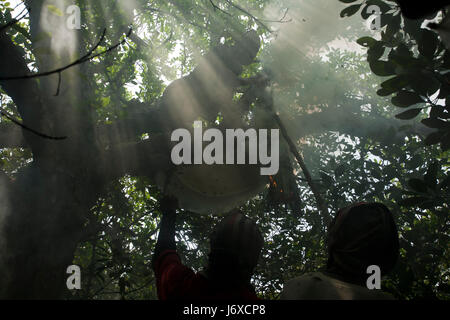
[281,202,399,300]
[152,196,264,300]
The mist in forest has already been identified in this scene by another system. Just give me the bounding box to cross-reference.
[0,0,448,300]
[263,0,364,53]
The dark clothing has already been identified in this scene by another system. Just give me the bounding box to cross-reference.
[326,202,399,279]
[152,199,177,267]
[153,249,259,300]
[281,202,399,300]
[152,198,260,300]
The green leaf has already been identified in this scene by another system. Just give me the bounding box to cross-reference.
[407,74,440,96]
[395,108,422,120]
[369,60,396,76]
[339,0,359,3]
[367,42,385,60]
[361,4,374,20]
[367,0,393,13]
[377,87,397,96]
[381,75,408,91]
[418,29,439,59]
[391,91,424,107]
[424,131,442,146]
[388,43,414,63]
[340,4,362,18]
[421,118,449,129]
[356,36,377,47]
[430,106,447,118]
[101,96,111,107]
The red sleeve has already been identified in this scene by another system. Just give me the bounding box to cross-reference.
[154,249,199,300]
[154,250,261,300]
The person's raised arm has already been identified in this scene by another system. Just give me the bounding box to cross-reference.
[152,195,178,270]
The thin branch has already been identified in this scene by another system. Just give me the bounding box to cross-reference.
[209,0,231,16]
[0,27,133,81]
[125,278,155,295]
[259,8,292,24]
[0,95,65,140]
[160,30,174,48]
[143,7,207,32]
[0,6,29,33]
[90,277,115,299]
[54,72,61,96]
[86,28,133,62]
[99,276,155,297]
[225,0,272,33]
[0,109,67,140]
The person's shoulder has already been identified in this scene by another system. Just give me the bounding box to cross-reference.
[285,271,328,285]
[281,271,395,300]
[319,272,396,300]
[281,272,324,300]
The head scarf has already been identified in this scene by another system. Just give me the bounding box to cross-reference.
[327,202,399,280]
[206,211,263,285]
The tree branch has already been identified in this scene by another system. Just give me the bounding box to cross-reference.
[0,28,133,143]
[225,0,272,32]
[0,109,66,140]
[0,28,133,81]
[209,0,231,16]
[274,113,330,220]
[0,5,29,33]
[0,30,45,154]
[281,106,433,142]
[259,8,292,24]
[100,136,173,183]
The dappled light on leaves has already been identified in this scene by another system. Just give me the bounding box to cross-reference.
[0,0,448,300]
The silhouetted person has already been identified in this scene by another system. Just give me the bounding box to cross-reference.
[281,202,399,300]
[152,196,264,300]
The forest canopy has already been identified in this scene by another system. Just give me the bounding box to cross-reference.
[0,0,448,299]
